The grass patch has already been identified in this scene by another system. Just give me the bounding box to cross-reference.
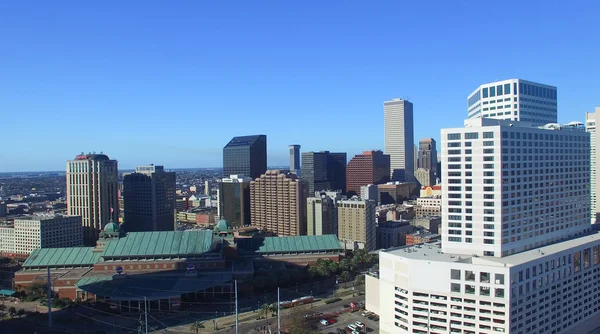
[324,297,342,304]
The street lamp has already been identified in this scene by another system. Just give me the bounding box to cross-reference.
[310,290,313,308]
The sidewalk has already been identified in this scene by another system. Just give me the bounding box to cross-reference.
[186,287,362,333]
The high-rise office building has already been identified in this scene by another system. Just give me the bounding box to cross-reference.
[217,175,252,227]
[337,198,376,251]
[223,135,267,179]
[301,151,347,194]
[123,165,176,232]
[366,118,598,334]
[289,145,301,175]
[0,202,6,217]
[417,138,438,173]
[307,192,338,236]
[467,79,557,126]
[9,214,82,256]
[66,153,119,244]
[346,150,390,196]
[414,168,435,187]
[250,170,308,236]
[384,98,414,182]
[586,108,600,224]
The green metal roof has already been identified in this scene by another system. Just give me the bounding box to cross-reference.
[101,230,214,258]
[23,247,101,267]
[0,289,16,296]
[238,235,342,254]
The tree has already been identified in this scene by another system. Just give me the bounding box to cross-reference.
[261,303,270,320]
[372,264,379,272]
[16,308,25,318]
[354,275,365,286]
[285,305,312,334]
[269,303,278,317]
[340,271,352,287]
[339,258,350,273]
[7,306,16,316]
[190,321,204,333]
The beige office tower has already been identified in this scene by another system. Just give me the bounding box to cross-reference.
[384,98,415,182]
[587,109,600,224]
[307,194,337,236]
[66,153,119,244]
[250,170,308,236]
[337,198,376,251]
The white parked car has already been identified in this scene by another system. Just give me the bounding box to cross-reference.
[355,321,365,328]
[319,319,329,326]
[348,324,358,331]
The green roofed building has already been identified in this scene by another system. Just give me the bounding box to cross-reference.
[236,234,343,264]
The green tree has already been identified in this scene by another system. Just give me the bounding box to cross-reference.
[338,258,350,273]
[189,321,204,333]
[340,271,352,287]
[325,260,339,275]
[16,308,25,318]
[372,264,379,272]
[286,305,312,334]
[261,303,270,320]
[354,275,365,286]
[7,306,16,316]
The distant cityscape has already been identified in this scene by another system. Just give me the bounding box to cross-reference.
[1,78,600,334]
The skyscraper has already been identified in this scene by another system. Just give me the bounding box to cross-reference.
[346,150,390,196]
[223,135,267,179]
[367,118,599,334]
[306,192,338,236]
[217,175,252,227]
[289,145,301,175]
[250,170,308,236]
[384,98,414,182]
[66,153,119,244]
[586,108,600,223]
[417,138,438,173]
[467,79,557,126]
[301,151,347,194]
[123,165,176,232]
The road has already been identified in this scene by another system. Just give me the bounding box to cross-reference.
[214,296,365,334]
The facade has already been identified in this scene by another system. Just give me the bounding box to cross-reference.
[123,165,176,232]
[377,182,416,205]
[360,184,378,202]
[223,135,267,179]
[377,220,414,249]
[289,145,301,175]
[346,150,390,196]
[0,215,82,256]
[467,79,557,126]
[415,197,442,217]
[367,235,600,334]
[0,201,6,217]
[384,98,415,182]
[405,231,440,246]
[414,168,435,187]
[586,108,600,223]
[420,185,442,197]
[337,198,376,250]
[249,170,308,236]
[66,153,119,244]
[306,194,337,236]
[442,118,590,257]
[417,138,438,174]
[217,175,252,227]
[301,151,347,194]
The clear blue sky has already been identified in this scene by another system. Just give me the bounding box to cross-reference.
[1,1,599,172]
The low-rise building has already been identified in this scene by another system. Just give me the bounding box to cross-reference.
[405,230,440,246]
[338,198,376,251]
[0,214,82,257]
[415,197,442,217]
[419,185,442,197]
[413,216,441,234]
[377,182,417,204]
[377,220,415,249]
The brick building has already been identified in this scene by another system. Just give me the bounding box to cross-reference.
[346,150,390,196]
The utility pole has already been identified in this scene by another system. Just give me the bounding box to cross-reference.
[277,287,281,334]
[144,296,148,334]
[47,267,52,329]
[235,280,239,334]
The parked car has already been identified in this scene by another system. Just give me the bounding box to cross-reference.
[361,310,372,317]
[320,319,329,326]
[348,324,358,331]
[354,321,365,329]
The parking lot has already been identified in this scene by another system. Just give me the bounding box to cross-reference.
[315,309,379,333]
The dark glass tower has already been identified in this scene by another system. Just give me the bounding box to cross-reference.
[223,135,267,180]
[301,151,347,194]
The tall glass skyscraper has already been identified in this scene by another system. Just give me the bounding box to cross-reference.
[223,135,267,180]
[384,98,414,182]
[467,79,557,126]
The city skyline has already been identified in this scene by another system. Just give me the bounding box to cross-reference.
[1,2,599,172]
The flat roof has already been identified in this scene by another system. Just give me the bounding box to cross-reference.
[384,233,600,267]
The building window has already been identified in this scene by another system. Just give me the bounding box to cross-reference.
[451,283,461,293]
[495,274,504,284]
[447,133,461,140]
[504,83,510,95]
[465,132,478,139]
[483,88,489,98]
[483,132,494,139]
[497,85,503,96]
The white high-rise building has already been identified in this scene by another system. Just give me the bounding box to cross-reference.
[384,98,415,182]
[66,153,119,243]
[366,118,599,334]
[467,79,557,126]
[586,108,600,224]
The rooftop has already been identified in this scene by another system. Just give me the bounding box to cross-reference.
[237,235,342,254]
[385,232,600,267]
[102,230,215,258]
[24,247,102,267]
[224,135,266,148]
[14,214,78,222]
